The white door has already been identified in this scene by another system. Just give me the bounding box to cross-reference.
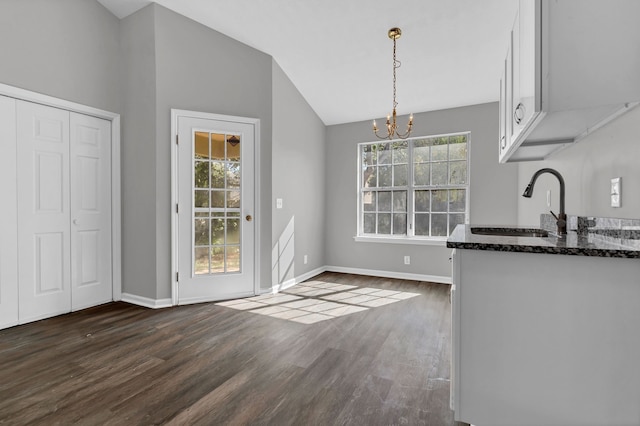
[17,101,72,322]
[177,115,255,304]
[16,101,112,323]
[70,112,112,310]
[0,96,18,328]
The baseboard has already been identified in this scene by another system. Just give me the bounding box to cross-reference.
[270,266,327,293]
[325,265,452,284]
[268,265,450,294]
[121,293,173,309]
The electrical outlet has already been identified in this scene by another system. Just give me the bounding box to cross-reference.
[546,190,551,207]
[276,198,283,209]
[303,255,308,265]
[611,178,621,208]
[404,256,410,265]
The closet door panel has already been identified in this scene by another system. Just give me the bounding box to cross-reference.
[17,101,71,323]
[70,112,112,310]
[0,96,18,328]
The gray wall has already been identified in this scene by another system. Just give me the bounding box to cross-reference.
[325,103,518,280]
[0,0,121,114]
[517,106,640,226]
[272,61,326,283]
[153,5,273,294]
[120,6,158,299]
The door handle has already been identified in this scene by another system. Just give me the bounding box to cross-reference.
[246,215,253,222]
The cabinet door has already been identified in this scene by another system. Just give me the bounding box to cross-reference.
[498,57,508,161]
[512,0,538,138]
[17,101,72,323]
[0,96,18,329]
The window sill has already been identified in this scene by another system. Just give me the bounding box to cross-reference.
[353,235,448,246]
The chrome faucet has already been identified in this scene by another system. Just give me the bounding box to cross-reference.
[522,168,567,235]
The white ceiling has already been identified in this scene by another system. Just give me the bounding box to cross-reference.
[98,0,518,125]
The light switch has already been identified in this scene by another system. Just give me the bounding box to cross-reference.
[276,198,283,209]
[611,178,621,208]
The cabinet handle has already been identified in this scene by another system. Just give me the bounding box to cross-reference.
[514,103,525,124]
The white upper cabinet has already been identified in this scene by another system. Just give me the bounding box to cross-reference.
[499,0,640,163]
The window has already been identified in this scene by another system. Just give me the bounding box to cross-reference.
[358,133,469,240]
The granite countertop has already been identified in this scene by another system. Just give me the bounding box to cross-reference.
[446,223,640,258]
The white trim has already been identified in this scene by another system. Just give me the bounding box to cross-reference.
[325,265,452,284]
[179,291,255,306]
[121,293,173,309]
[170,109,261,306]
[0,83,122,304]
[353,235,447,246]
[270,266,326,293]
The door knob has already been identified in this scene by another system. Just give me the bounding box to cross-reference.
[246,215,253,222]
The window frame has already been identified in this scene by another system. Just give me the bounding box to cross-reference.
[356,132,470,243]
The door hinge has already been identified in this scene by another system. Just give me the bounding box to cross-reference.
[176,134,179,144]
[176,203,179,213]
[176,272,179,281]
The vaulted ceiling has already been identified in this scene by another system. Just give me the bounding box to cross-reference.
[98,0,517,125]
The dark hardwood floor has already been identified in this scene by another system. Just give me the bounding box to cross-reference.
[0,272,464,425]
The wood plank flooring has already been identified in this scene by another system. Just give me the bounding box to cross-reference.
[0,272,464,425]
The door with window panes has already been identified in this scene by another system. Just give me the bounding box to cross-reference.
[177,115,255,304]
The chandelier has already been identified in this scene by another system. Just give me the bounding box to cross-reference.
[373,27,414,140]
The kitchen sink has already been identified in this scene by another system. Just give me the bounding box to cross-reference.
[470,227,549,238]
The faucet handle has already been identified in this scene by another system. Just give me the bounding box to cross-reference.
[550,210,559,221]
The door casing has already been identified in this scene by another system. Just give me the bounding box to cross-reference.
[170,109,261,306]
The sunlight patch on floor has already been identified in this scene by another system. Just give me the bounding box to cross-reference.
[215,280,421,324]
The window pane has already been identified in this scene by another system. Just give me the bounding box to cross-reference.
[211,162,225,188]
[227,191,241,209]
[226,135,240,161]
[226,163,240,188]
[226,246,240,272]
[211,247,224,273]
[194,161,209,188]
[378,191,392,211]
[450,189,466,212]
[227,219,240,244]
[211,191,224,208]
[414,140,430,162]
[449,213,465,235]
[431,138,448,161]
[449,161,467,185]
[363,213,376,234]
[377,143,392,164]
[393,164,408,186]
[393,141,408,163]
[414,163,430,186]
[363,191,376,211]
[194,132,209,159]
[363,166,377,188]
[449,140,467,161]
[431,162,448,185]
[432,190,448,212]
[393,191,407,212]
[393,214,407,235]
[194,247,210,275]
[415,213,430,236]
[211,218,224,245]
[211,133,225,160]
[194,190,209,208]
[194,219,209,246]
[377,213,391,234]
[415,190,430,212]
[431,214,448,236]
[362,144,377,166]
[378,165,392,187]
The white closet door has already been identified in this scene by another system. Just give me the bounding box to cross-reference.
[70,112,112,310]
[17,101,72,323]
[0,96,18,328]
